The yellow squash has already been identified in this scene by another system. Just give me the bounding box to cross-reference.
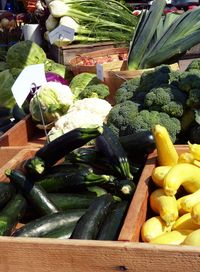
[151,166,172,188]
[191,202,200,225]
[149,188,179,226]
[141,216,171,242]
[149,230,192,245]
[152,124,179,166]
[181,229,200,246]
[172,213,199,231]
[163,163,200,196]
[177,189,200,214]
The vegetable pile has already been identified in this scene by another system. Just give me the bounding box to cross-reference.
[43,0,138,46]
[0,124,148,240]
[141,124,200,246]
[107,62,200,144]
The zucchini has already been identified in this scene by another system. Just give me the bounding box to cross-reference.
[12,210,85,237]
[102,179,136,200]
[5,169,60,216]
[42,222,76,239]
[119,130,155,155]
[24,126,103,175]
[67,147,118,175]
[0,193,27,236]
[0,183,16,209]
[97,200,129,240]
[48,193,96,210]
[95,125,133,180]
[0,117,13,127]
[36,169,114,193]
[11,104,27,121]
[70,193,114,240]
[0,120,16,134]
[0,106,10,118]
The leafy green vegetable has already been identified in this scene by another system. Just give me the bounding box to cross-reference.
[44,58,73,80]
[69,73,102,98]
[0,69,15,109]
[6,41,46,69]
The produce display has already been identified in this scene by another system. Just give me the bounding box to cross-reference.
[0,124,148,240]
[141,125,200,246]
[1,0,200,259]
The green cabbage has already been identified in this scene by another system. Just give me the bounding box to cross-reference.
[0,69,16,108]
[0,61,9,72]
[6,41,46,69]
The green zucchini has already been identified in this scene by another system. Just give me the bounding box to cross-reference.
[36,169,114,193]
[0,183,16,209]
[0,193,27,236]
[95,125,133,180]
[119,131,155,156]
[12,210,85,237]
[97,200,129,241]
[48,193,96,210]
[115,179,136,200]
[42,222,76,239]
[5,169,60,216]
[67,147,119,175]
[24,126,103,175]
[70,193,114,240]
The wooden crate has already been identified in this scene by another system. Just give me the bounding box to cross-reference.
[1,146,200,271]
[118,145,189,242]
[0,148,38,181]
[48,42,126,67]
[0,115,46,148]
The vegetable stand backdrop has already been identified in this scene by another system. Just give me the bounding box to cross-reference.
[1,0,200,271]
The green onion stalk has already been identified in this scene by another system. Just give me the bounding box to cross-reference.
[48,0,138,44]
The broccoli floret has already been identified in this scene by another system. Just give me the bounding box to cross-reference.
[143,84,187,118]
[123,110,181,143]
[186,88,200,108]
[169,70,182,88]
[78,83,110,99]
[186,59,200,71]
[107,100,139,136]
[178,70,200,93]
[159,112,181,143]
[137,65,171,93]
[115,76,141,104]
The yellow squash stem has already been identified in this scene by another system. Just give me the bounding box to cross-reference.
[152,124,178,166]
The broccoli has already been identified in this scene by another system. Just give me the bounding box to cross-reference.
[114,76,141,104]
[178,69,200,93]
[169,69,182,88]
[186,59,200,71]
[137,65,171,93]
[123,110,181,143]
[106,100,139,136]
[186,88,200,108]
[143,84,187,118]
[78,83,110,99]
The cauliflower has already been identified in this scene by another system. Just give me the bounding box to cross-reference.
[68,98,112,120]
[29,81,74,124]
[48,98,112,140]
